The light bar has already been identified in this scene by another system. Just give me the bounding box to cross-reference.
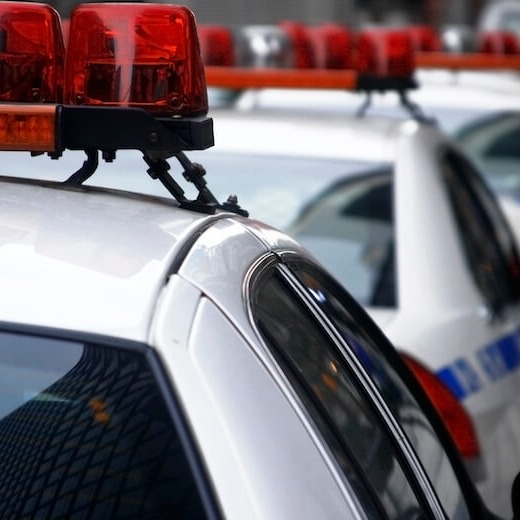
[64,3,208,116]
[415,51,520,70]
[416,29,520,70]
[204,66,358,90]
[477,30,520,54]
[233,25,294,68]
[0,2,65,102]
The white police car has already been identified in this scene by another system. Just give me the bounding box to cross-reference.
[1,2,508,519]
[128,25,520,517]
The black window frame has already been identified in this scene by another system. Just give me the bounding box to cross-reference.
[440,147,520,315]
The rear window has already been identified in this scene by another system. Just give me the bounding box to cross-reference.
[0,331,207,519]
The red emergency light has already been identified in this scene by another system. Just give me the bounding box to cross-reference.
[306,23,353,69]
[198,25,235,66]
[416,29,520,70]
[204,24,418,91]
[0,2,65,102]
[64,3,208,116]
[0,1,214,155]
[477,30,520,55]
[278,21,315,69]
[354,28,415,78]
[407,25,441,52]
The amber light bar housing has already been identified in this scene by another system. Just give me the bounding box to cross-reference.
[0,103,213,154]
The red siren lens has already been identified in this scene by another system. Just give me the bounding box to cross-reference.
[198,25,235,66]
[64,3,208,115]
[407,25,441,52]
[307,24,352,69]
[0,1,64,102]
[355,29,415,78]
[279,21,315,68]
[478,31,520,55]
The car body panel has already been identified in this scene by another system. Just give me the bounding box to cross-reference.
[152,283,360,519]
[0,178,228,341]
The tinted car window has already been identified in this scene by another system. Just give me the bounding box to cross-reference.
[441,148,520,312]
[252,268,430,519]
[289,169,397,307]
[0,332,207,519]
[287,261,473,519]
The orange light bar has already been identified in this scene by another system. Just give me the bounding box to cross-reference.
[64,3,208,116]
[416,51,520,70]
[0,2,65,102]
[204,66,358,90]
[0,104,57,152]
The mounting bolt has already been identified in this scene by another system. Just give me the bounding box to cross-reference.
[148,132,159,144]
[226,194,238,205]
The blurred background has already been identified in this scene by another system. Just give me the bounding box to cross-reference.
[52,0,485,28]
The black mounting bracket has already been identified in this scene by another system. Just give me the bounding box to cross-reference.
[355,75,435,124]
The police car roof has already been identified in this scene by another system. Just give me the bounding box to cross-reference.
[0,178,240,341]
[209,108,411,162]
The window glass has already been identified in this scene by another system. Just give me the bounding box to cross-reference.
[288,169,397,307]
[0,332,207,519]
[290,262,472,519]
[441,149,520,312]
[455,113,520,193]
[252,269,429,519]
